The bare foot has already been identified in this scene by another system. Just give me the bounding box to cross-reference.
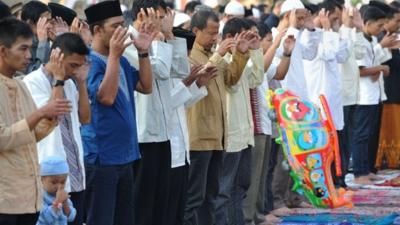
[297,201,312,208]
[368,173,384,181]
[265,214,282,223]
[271,206,292,217]
[354,176,374,185]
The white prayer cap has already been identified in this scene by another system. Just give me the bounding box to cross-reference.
[204,0,219,8]
[174,12,191,27]
[280,0,305,16]
[224,1,245,16]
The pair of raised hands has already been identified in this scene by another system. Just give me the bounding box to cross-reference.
[218,30,262,57]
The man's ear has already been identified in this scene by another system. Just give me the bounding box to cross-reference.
[93,24,102,35]
[192,27,200,35]
[0,45,8,58]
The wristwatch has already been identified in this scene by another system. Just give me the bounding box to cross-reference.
[52,79,65,87]
[138,52,149,58]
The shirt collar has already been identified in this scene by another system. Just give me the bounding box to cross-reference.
[193,41,213,56]
[0,73,18,90]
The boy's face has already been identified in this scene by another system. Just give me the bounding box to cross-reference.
[328,7,341,31]
[0,37,32,73]
[295,9,308,30]
[385,13,400,33]
[41,174,67,195]
[261,32,273,53]
[367,18,386,36]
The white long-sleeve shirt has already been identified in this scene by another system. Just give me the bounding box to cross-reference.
[273,27,321,100]
[123,26,191,143]
[338,26,366,106]
[225,48,264,152]
[304,30,349,130]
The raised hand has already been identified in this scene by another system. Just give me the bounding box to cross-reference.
[352,8,363,31]
[236,31,255,54]
[248,32,261,50]
[289,9,297,28]
[109,26,130,58]
[140,8,161,34]
[39,99,72,119]
[342,8,352,28]
[380,33,398,48]
[53,16,69,36]
[196,66,218,87]
[70,18,92,45]
[70,17,80,33]
[217,38,235,56]
[48,48,66,80]
[305,10,316,30]
[132,21,158,53]
[283,35,296,55]
[37,17,51,42]
[161,7,175,39]
[74,62,90,84]
[182,64,204,86]
[55,186,69,204]
[319,9,331,31]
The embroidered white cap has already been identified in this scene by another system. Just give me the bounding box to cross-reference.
[224,0,245,16]
[280,0,305,16]
[174,12,191,27]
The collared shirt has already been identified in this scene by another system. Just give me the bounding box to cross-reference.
[356,35,392,105]
[338,25,366,106]
[272,27,321,100]
[81,50,140,165]
[23,65,86,192]
[225,48,264,152]
[0,74,56,214]
[36,190,76,225]
[304,30,349,130]
[187,42,249,151]
[124,26,191,144]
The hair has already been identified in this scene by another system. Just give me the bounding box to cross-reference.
[51,33,89,56]
[21,1,51,24]
[390,1,400,10]
[0,1,11,20]
[362,6,386,23]
[305,3,319,15]
[222,17,247,39]
[317,0,342,14]
[369,1,397,19]
[0,17,33,47]
[257,22,271,39]
[190,9,219,30]
[184,1,201,15]
[131,0,167,21]
[243,18,257,29]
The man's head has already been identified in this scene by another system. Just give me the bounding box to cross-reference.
[85,0,124,49]
[184,1,201,17]
[0,18,33,75]
[362,6,387,36]
[132,0,167,31]
[191,9,219,51]
[257,22,272,53]
[385,7,400,33]
[317,0,342,30]
[21,1,51,34]
[0,1,11,20]
[51,33,89,79]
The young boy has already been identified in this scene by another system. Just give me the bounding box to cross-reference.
[352,6,391,185]
[37,155,76,225]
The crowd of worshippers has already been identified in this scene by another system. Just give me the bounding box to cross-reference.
[1,0,400,224]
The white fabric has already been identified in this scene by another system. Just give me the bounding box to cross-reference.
[338,26,366,106]
[225,48,264,152]
[304,30,349,130]
[23,67,85,193]
[174,12,191,27]
[280,0,305,15]
[169,81,207,168]
[356,36,391,105]
[256,58,279,135]
[224,0,245,16]
[124,26,191,143]
[273,27,321,100]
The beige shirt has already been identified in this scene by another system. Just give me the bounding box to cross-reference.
[187,42,249,151]
[225,48,264,152]
[0,74,56,214]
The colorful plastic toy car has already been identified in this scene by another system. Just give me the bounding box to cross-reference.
[268,88,353,209]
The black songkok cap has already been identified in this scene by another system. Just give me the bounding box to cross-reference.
[173,27,196,51]
[85,0,122,25]
[48,3,77,26]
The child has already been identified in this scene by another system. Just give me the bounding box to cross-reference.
[352,6,392,185]
[37,156,76,225]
